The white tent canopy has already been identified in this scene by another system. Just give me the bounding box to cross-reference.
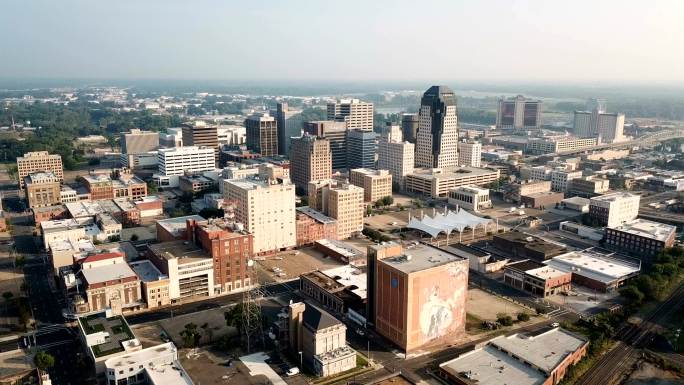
[407,208,492,238]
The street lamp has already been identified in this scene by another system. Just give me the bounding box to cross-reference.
[298,351,303,370]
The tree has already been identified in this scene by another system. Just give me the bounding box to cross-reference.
[516,312,530,322]
[130,234,139,242]
[147,181,158,194]
[620,285,645,304]
[180,323,202,348]
[34,351,55,371]
[496,313,513,326]
[199,207,225,219]
[381,196,394,207]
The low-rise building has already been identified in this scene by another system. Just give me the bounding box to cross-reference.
[349,168,393,203]
[129,260,171,309]
[492,232,566,262]
[313,239,364,265]
[559,221,604,241]
[507,179,552,202]
[33,204,68,225]
[77,312,142,374]
[589,192,640,227]
[24,171,61,208]
[405,167,500,198]
[447,186,491,212]
[155,215,206,242]
[179,174,216,194]
[521,191,564,209]
[526,136,597,154]
[147,241,215,301]
[561,196,591,212]
[544,249,641,292]
[551,169,582,192]
[300,265,366,316]
[568,176,610,197]
[605,219,676,263]
[438,328,588,385]
[78,253,142,314]
[295,207,338,247]
[504,260,572,297]
[308,180,364,240]
[104,342,194,385]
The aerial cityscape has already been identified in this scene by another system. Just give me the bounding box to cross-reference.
[1,1,684,385]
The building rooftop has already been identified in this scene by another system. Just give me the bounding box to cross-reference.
[78,313,138,358]
[130,260,168,282]
[156,215,205,238]
[408,166,499,180]
[489,328,587,374]
[322,264,367,300]
[97,212,120,227]
[609,218,676,242]
[302,302,341,331]
[545,249,641,284]
[82,173,112,184]
[450,185,490,194]
[25,171,59,183]
[380,242,466,274]
[81,262,138,285]
[296,207,336,225]
[562,196,591,206]
[350,168,390,177]
[494,232,566,256]
[32,204,67,214]
[65,201,105,218]
[315,239,363,259]
[148,240,211,264]
[113,198,136,211]
[590,192,639,203]
[526,265,570,280]
[41,218,81,232]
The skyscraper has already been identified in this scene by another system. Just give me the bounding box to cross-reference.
[401,113,419,143]
[573,100,625,143]
[347,129,378,170]
[415,86,459,168]
[273,103,303,156]
[303,120,348,170]
[457,141,482,168]
[181,121,218,162]
[378,136,414,190]
[245,112,278,156]
[289,134,332,192]
[327,99,374,130]
[495,95,543,130]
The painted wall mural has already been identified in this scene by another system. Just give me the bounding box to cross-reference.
[416,262,468,343]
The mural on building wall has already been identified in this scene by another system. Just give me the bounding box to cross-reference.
[417,262,468,342]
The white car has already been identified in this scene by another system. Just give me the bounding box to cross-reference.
[551,322,560,328]
[286,367,300,376]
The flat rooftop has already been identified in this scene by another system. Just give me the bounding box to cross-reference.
[380,243,466,274]
[545,249,641,284]
[130,260,168,282]
[322,264,367,300]
[156,215,205,237]
[297,206,336,224]
[562,196,590,206]
[408,166,499,180]
[148,240,211,264]
[609,218,676,242]
[79,313,137,358]
[440,344,546,385]
[526,265,569,280]
[41,218,81,231]
[316,239,363,259]
[489,328,587,373]
[590,192,639,202]
[65,201,105,218]
[81,262,138,285]
[105,342,192,385]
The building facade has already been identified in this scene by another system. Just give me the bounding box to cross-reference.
[346,129,377,169]
[447,186,491,212]
[349,168,392,203]
[181,121,218,161]
[588,192,640,227]
[326,99,373,130]
[290,135,332,192]
[273,102,303,156]
[377,137,414,189]
[25,172,62,208]
[405,167,500,198]
[401,113,419,143]
[120,129,159,154]
[415,86,459,168]
[605,219,676,262]
[17,151,64,189]
[457,141,482,167]
[308,181,364,239]
[496,95,543,130]
[246,112,278,156]
[303,120,348,170]
[295,207,338,247]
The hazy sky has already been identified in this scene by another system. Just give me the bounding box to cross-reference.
[2,0,683,84]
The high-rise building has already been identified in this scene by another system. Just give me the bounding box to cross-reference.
[377,136,414,189]
[573,109,625,143]
[327,99,374,130]
[379,122,403,143]
[347,129,377,170]
[120,129,159,154]
[349,168,392,202]
[401,113,419,143]
[308,180,364,239]
[589,192,640,227]
[457,141,482,167]
[224,165,296,254]
[415,86,459,168]
[367,242,468,352]
[496,95,543,130]
[181,121,218,162]
[17,151,64,190]
[245,112,278,156]
[155,146,216,188]
[273,103,303,156]
[159,127,183,148]
[303,120,348,170]
[289,134,332,192]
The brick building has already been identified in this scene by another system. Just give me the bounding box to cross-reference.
[295,207,338,247]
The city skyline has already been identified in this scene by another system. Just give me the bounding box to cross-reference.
[2,0,684,84]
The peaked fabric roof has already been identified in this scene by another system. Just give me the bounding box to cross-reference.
[407,208,491,238]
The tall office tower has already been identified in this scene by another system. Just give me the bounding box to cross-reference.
[326,99,374,130]
[182,121,219,162]
[495,95,543,130]
[457,141,482,168]
[289,134,332,192]
[224,165,296,254]
[378,136,414,189]
[303,121,348,170]
[573,100,625,143]
[17,151,64,189]
[273,103,303,156]
[307,180,364,239]
[415,86,459,168]
[380,122,403,143]
[157,146,215,176]
[347,129,378,169]
[401,113,419,143]
[245,112,278,157]
[120,129,159,154]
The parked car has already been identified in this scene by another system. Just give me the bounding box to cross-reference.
[286,367,300,376]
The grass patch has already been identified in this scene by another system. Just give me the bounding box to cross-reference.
[465,313,484,333]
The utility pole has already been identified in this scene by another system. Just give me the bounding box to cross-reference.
[242,259,264,354]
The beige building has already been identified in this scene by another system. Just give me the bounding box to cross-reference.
[377,136,414,189]
[120,129,159,154]
[405,167,500,198]
[288,302,356,377]
[447,186,491,212]
[129,260,171,309]
[25,171,62,208]
[457,141,482,167]
[224,167,296,254]
[308,180,364,239]
[17,151,64,189]
[290,135,332,191]
[509,180,552,202]
[568,177,610,197]
[526,137,598,155]
[551,169,583,192]
[349,168,392,203]
[326,98,373,130]
[589,192,640,227]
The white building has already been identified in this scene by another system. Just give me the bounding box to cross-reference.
[155,146,216,188]
[447,186,491,212]
[574,107,625,144]
[521,165,552,181]
[224,168,296,254]
[550,169,583,192]
[377,137,414,189]
[589,192,640,227]
[415,86,459,168]
[326,98,374,130]
[159,127,183,148]
[105,342,194,385]
[147,241,215,300]
[217,125,246,146]
[457,141,482,168]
